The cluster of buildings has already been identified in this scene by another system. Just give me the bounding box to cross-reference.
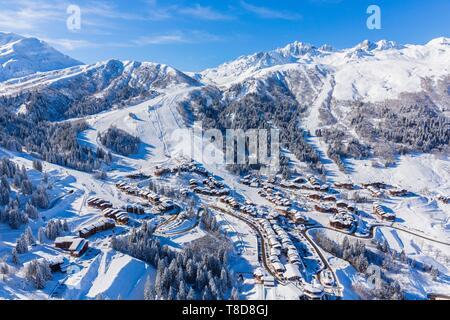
[115,182,178,214]
[333,182,355,190]
[54,236,89,257]
[124,204,145,215]
[259,186,292,207]
[286,208,309,224]
[240,203,258,217]
[154,161,209,177]
[257,218,303,280]
[87,197,113,210]
[78,218,115,238]
[302,278,326,300]
[389,188,408,197]
[102,208,129,225]
[240,175,261,188]
[372,202,395,221]
[219,195,240,210]
[87,196,129,224]
[329,209,356,231]
[320,270,335,287]
[189,178,230,197]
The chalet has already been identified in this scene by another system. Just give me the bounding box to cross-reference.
[55,236,89,257]
[103,208,129,225]
[154,166,170,176]
[270,247,281,257]
[241,205,257,216]
[322,195,337,202]
[314,204,337,214]
[389,188,408,197]
[239,178,250,185]
[115,182,127,190]
[372,202,395,221]
[307,175,318,186]
[193,186,211,196]
[125,204,145,214]
[78,218,115,238]
[293,212,309,224]
[329,210,355,230]
[147,192,160,204]
[262,275,275,287]
[269,255,280,265]
[156,198,176,213]
[284,263,302,281]
[367,186,383,197]
[438,195,450,204]
[362,182,387,189]
[287,209,309,224]
[46,256,70,273]
[308,194,322,201]
[248,181,258,188]
[320,270,335,287]
[180,188,189,197]
[194,166,209,177]
[333,182,354,190]
[303,279,326,300]
[258,190,267,197]
[275,206,290,216]
[292,176,307,184]
[271,262,285,275]
[54,236,77,250]
[267,211,279,220]
[220,196,240,209]
[254,268,264,283]
[280,180,299,189]
[336,201,348,208]
[87,197,113,210]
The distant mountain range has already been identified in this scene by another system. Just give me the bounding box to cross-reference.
[0,32,448,169]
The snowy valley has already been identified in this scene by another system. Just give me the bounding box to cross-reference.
[0,32,449,301]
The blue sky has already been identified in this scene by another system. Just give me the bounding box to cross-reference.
[1,0,449,71]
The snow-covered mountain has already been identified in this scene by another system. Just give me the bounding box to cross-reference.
[0,32,82,82]
[199,37,450,104]
[198,41,329,86]
[0,58,199,120]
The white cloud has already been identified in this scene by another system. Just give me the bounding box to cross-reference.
[0,0,66,31]
[44,37,99,50]
[177,4,234,21]
[241,1,302,20]
[133,30,223,45]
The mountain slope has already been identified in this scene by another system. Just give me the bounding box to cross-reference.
[0,32,82,82]
[199,37,450,104]
[189,37,450,171]
[0,59,200,121]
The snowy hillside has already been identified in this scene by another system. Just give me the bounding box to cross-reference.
[199,37,450,104]
[0,32,82,82]
[0,59,199,120]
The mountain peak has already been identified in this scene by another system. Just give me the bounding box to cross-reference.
[0,31,24,45]
[277,41,317,57]
[0,32,82,82]
[427,36,450,46]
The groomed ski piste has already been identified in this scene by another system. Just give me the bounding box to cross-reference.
[1,80,449,300]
